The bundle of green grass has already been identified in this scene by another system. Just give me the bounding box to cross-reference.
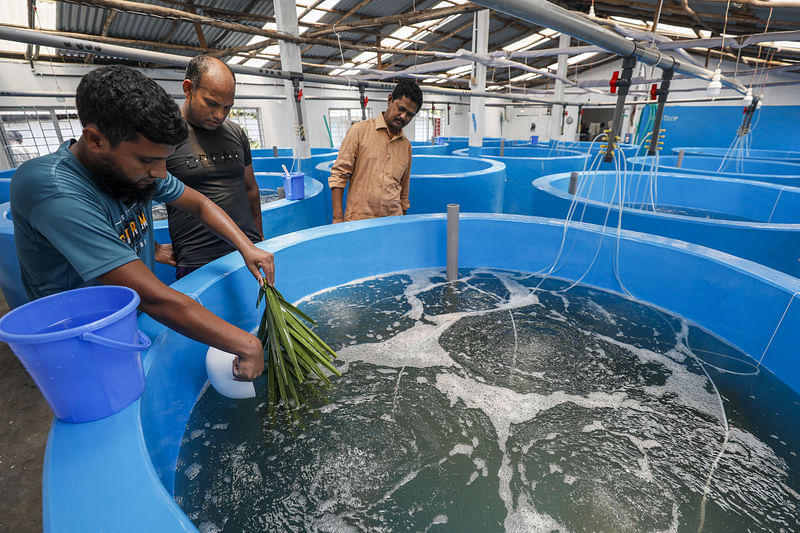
[257,281,341,423]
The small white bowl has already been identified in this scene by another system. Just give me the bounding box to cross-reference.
[205,346,256,399]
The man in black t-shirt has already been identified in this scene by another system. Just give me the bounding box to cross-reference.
[165,55,263,278]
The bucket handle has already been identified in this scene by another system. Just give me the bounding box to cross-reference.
[80,330,152,352]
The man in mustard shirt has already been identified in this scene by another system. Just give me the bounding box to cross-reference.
[329,80,423,223]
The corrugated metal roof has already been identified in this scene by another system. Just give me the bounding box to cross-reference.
[56,0,275,56]
[21,0,795,87]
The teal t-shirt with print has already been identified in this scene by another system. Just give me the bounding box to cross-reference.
[11,141,185,300]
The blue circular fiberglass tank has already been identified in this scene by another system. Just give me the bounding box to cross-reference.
[410,141,450,155]
[315,154,506,215]
[531,170,800,278]
[251,147,337,159]
[672,146,800,163]
[453,145,588,215]
[252,149,338,176]
[432,136,528,154]
[0,203,24,308]
[253,151,339,220]
[628,155,800,187]
[546,139,642,165]
[40,213,800,531]
[0,167,14,204]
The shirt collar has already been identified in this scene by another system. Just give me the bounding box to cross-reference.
[375,112,405,141]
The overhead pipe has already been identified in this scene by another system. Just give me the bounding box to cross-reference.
[0,25,569,106]
[471,0,749,95]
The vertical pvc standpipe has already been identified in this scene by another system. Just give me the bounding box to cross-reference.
[568,172,579,194]
[446,204,460,282]
[676,149,685,168]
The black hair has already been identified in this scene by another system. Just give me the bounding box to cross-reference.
[392,79,423,109]
[76,65,188,147]
[185,55,236,89]
[9,130,23,143]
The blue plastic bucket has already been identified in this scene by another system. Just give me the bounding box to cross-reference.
[0,285,150,423]
[283,172,305,200]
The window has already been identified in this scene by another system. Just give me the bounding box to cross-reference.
[414,108,442,142]
[1,107,82,169]
[328,108,372,147]
[228,107,264,150]
[0,106,265,169]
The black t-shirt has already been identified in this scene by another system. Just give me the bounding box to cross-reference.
[166,120,261,268]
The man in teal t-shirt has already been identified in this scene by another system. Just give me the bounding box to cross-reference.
[11,65,273,382]
[13,141,185,298]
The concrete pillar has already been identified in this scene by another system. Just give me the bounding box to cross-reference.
[549,33,571,142]
[274,0,312,173]
[468,10,490,156]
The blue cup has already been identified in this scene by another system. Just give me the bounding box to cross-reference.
[283,172,305,200]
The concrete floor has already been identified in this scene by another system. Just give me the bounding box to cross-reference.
[0,289,50,532]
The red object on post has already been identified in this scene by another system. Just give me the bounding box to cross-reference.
[609,71,620,93]
[364,96,368,105]
[650,83,658,100]
[296,89,303,101]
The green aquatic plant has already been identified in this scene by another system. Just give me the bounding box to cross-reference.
[257,281,341,423]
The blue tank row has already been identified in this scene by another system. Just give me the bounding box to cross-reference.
[4,141,800,309]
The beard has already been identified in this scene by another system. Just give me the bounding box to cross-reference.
[90,161,159,204]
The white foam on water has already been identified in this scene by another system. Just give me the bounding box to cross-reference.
[582,420,605,433]
[190,429,205,440]
[435,371,657,524]
[474,457,488,477]
[311,512,360,533]
[449,443,474,457]
[211,423,228,430]
[431,514,448,524]
[780,481,800,502]
[589,329,721,421]
[376,467,422,505]
[504,492,570,533]
[586,298,617,324]
[185,463,202,480]
[653,503,680,533]
[402,269,443,320]
[336,316,458,370]
[198,521,221,533]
